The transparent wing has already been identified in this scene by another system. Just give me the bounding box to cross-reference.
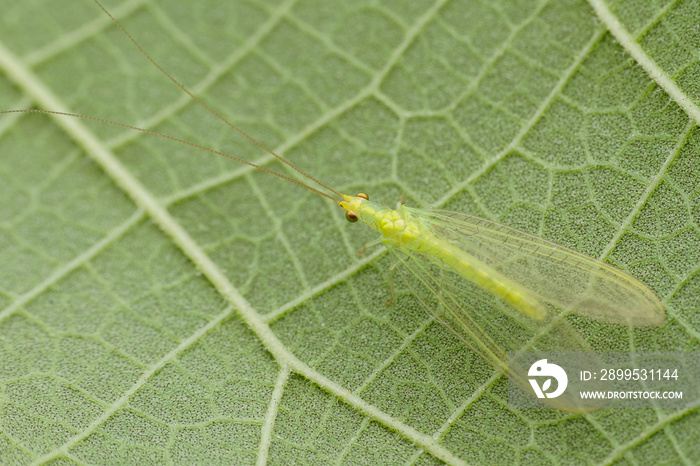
[401,206,664,326]
[389,245,589,368]
[389,245,607,411]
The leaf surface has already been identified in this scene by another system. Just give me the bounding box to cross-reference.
[1,0,698,463]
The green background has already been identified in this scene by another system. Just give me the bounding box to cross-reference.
[1,0,698,463]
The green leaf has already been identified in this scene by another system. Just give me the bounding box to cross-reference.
[1,0,698,463]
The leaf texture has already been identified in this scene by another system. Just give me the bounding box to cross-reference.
[0,0,699,464]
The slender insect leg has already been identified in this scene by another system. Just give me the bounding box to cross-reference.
[357,238,382,257]
[386,261,400,307]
